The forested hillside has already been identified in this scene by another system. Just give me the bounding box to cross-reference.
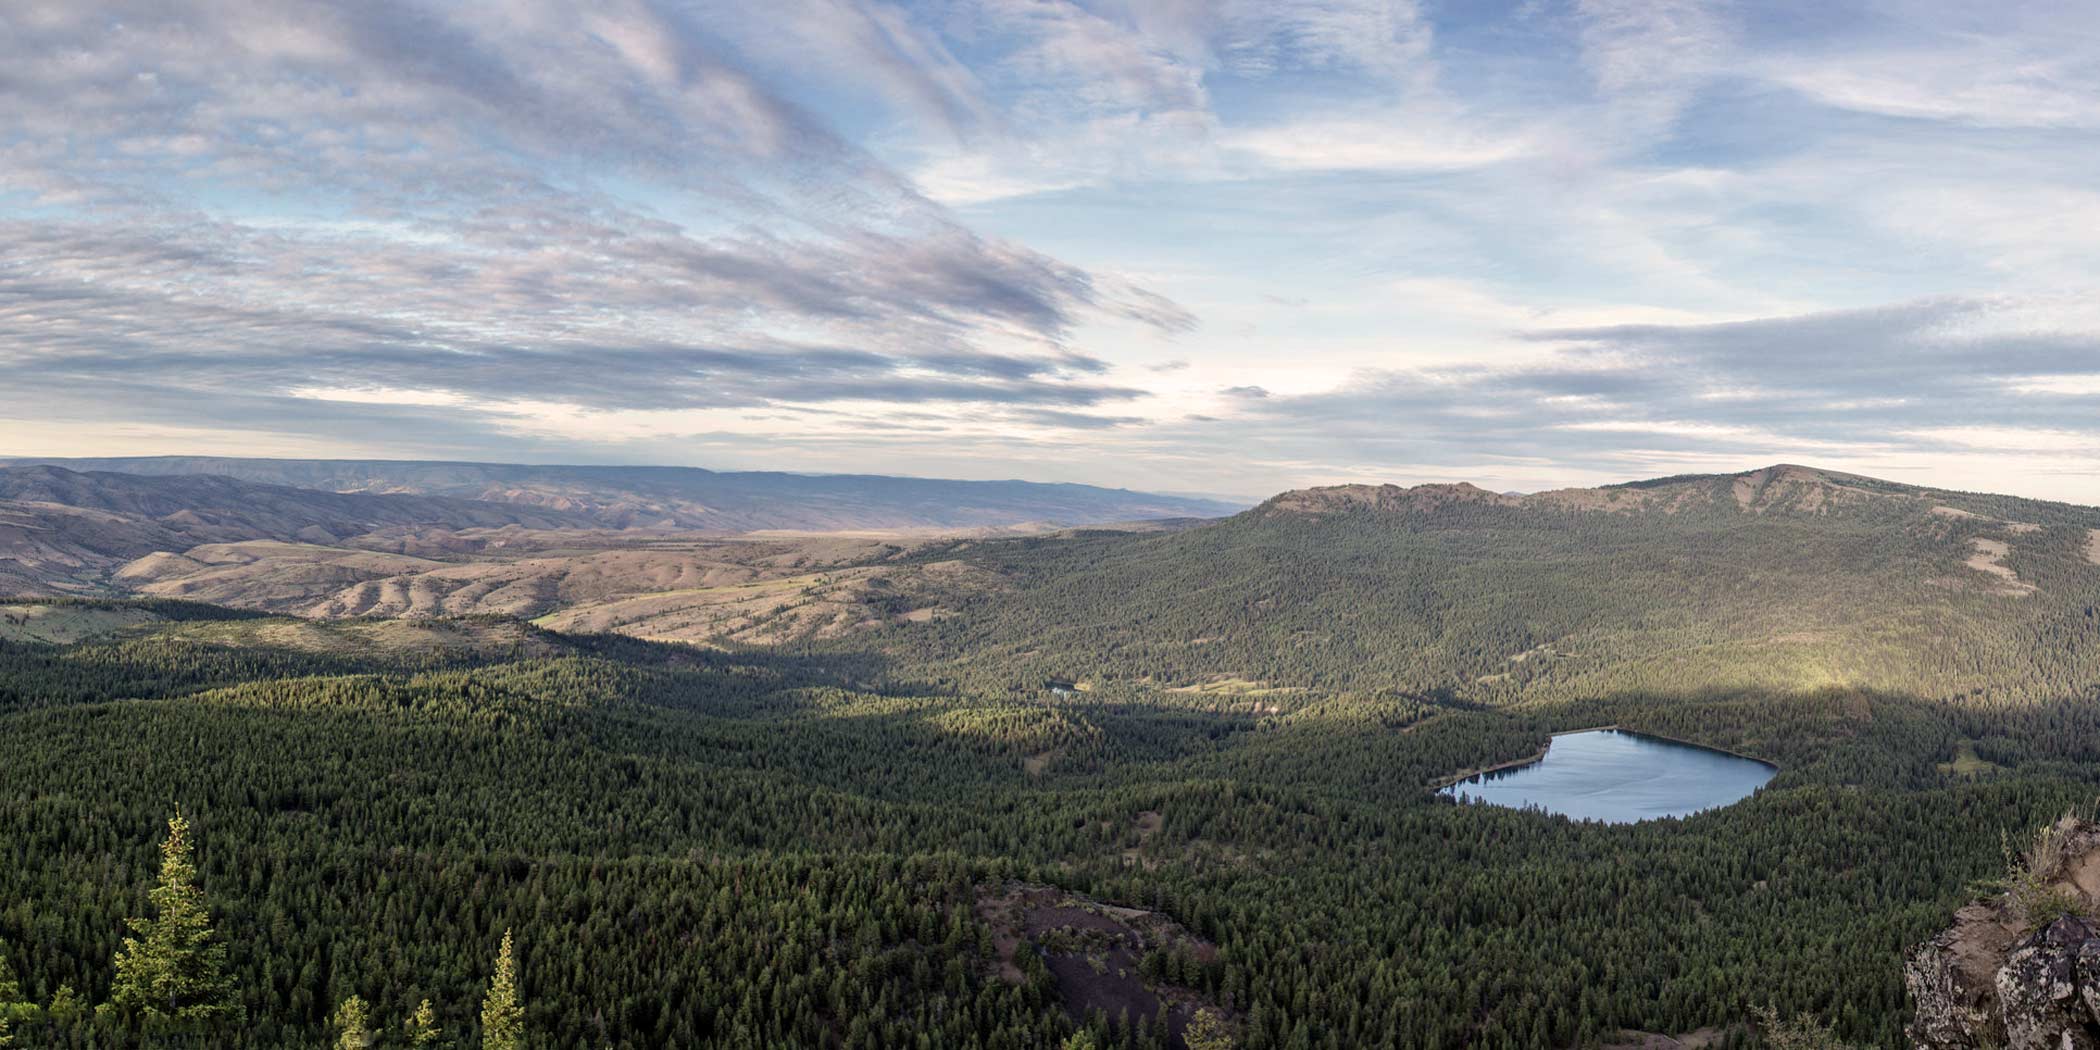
[872,465,2100,706]
[2,594,2099,1048]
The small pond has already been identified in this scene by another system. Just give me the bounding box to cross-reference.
[1440,728,1776,823]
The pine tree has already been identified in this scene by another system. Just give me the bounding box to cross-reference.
[110,812,241,1030]
[406,998,441,1047]
[1062,1032,1101,1050]
[1753,1005,1854,1050]
[0,946,18,1050]
[0,939,18,1005]
[333,995,372,1050]
[46,985,83,1025]
[1185,1007,1237,1050]
[480,928,523,1050]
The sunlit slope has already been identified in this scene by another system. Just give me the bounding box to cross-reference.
[883,465,2100,704]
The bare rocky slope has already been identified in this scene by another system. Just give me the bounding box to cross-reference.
[111,531,1017,645]
[0,466,594,595]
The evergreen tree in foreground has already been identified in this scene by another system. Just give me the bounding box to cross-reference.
[45,985,83,1026]
[0,942,18,1048]
[110,812,241,1032]
[406,998,441,1046]
[480,929,523,1050]
[0,940,19,1006]
[1184,1008,1237,1050]
[333,995,372,1050]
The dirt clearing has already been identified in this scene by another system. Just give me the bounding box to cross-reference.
[0,603,159,643]
[1965,538,2035,596]
[974,882,1223,1046]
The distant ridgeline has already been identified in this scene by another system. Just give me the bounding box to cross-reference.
[859,464,2100,708]
[0,457,1243,532]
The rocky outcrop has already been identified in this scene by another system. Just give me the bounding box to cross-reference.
[1908,818,2100,1050]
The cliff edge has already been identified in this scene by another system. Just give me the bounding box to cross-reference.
[1908,816,2100,1049]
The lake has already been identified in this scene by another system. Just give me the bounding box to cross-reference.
[1441,728,1776,823]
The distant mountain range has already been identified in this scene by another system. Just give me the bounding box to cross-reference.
[1,456,1243,531]
[0,465,598,595]
[0,458,1241,597]
[15,459,2100,705]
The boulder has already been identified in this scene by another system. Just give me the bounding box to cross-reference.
[1993,917,2100,1050]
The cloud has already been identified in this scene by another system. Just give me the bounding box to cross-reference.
[1016,408,1148,429]
[0,234,1144,413]
[896,0,1468,201]
[1570,0,1734,137]
[0,1,1195,454]
[1754,0,2100,129]
[4,0,2100,504]
[698,0,998,140]
[1214,297,2100,481]
[1220,118,1532,173]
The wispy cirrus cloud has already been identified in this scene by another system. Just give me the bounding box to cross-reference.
[1186,297,2100,494]
[4,0,2100,501]
[0,0,1189,449]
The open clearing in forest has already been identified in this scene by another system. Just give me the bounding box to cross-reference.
[1936,741,2003,777]
[1022,747,1063,777]
[1965,538,2034,596]
[1603,1028,1724,1050]
[0,603,158,643]
[1165,676,1302,697]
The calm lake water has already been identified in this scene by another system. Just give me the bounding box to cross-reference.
[1441,728,1776,823]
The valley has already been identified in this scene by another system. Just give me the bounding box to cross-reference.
[2,460,2099,1048]
[9,5,2090,1046]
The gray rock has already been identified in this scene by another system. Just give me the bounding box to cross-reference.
[2078,938,2100,1027]
[1906,819,2100,1050]
[1992,918,2099,1050]
[1908,935,1989,1050]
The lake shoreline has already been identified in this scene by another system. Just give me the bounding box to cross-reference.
[1430,724,1777,791]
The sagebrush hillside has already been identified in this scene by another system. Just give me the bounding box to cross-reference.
[0,466,595,596]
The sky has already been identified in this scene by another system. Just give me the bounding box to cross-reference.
[3,1,2099,502]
